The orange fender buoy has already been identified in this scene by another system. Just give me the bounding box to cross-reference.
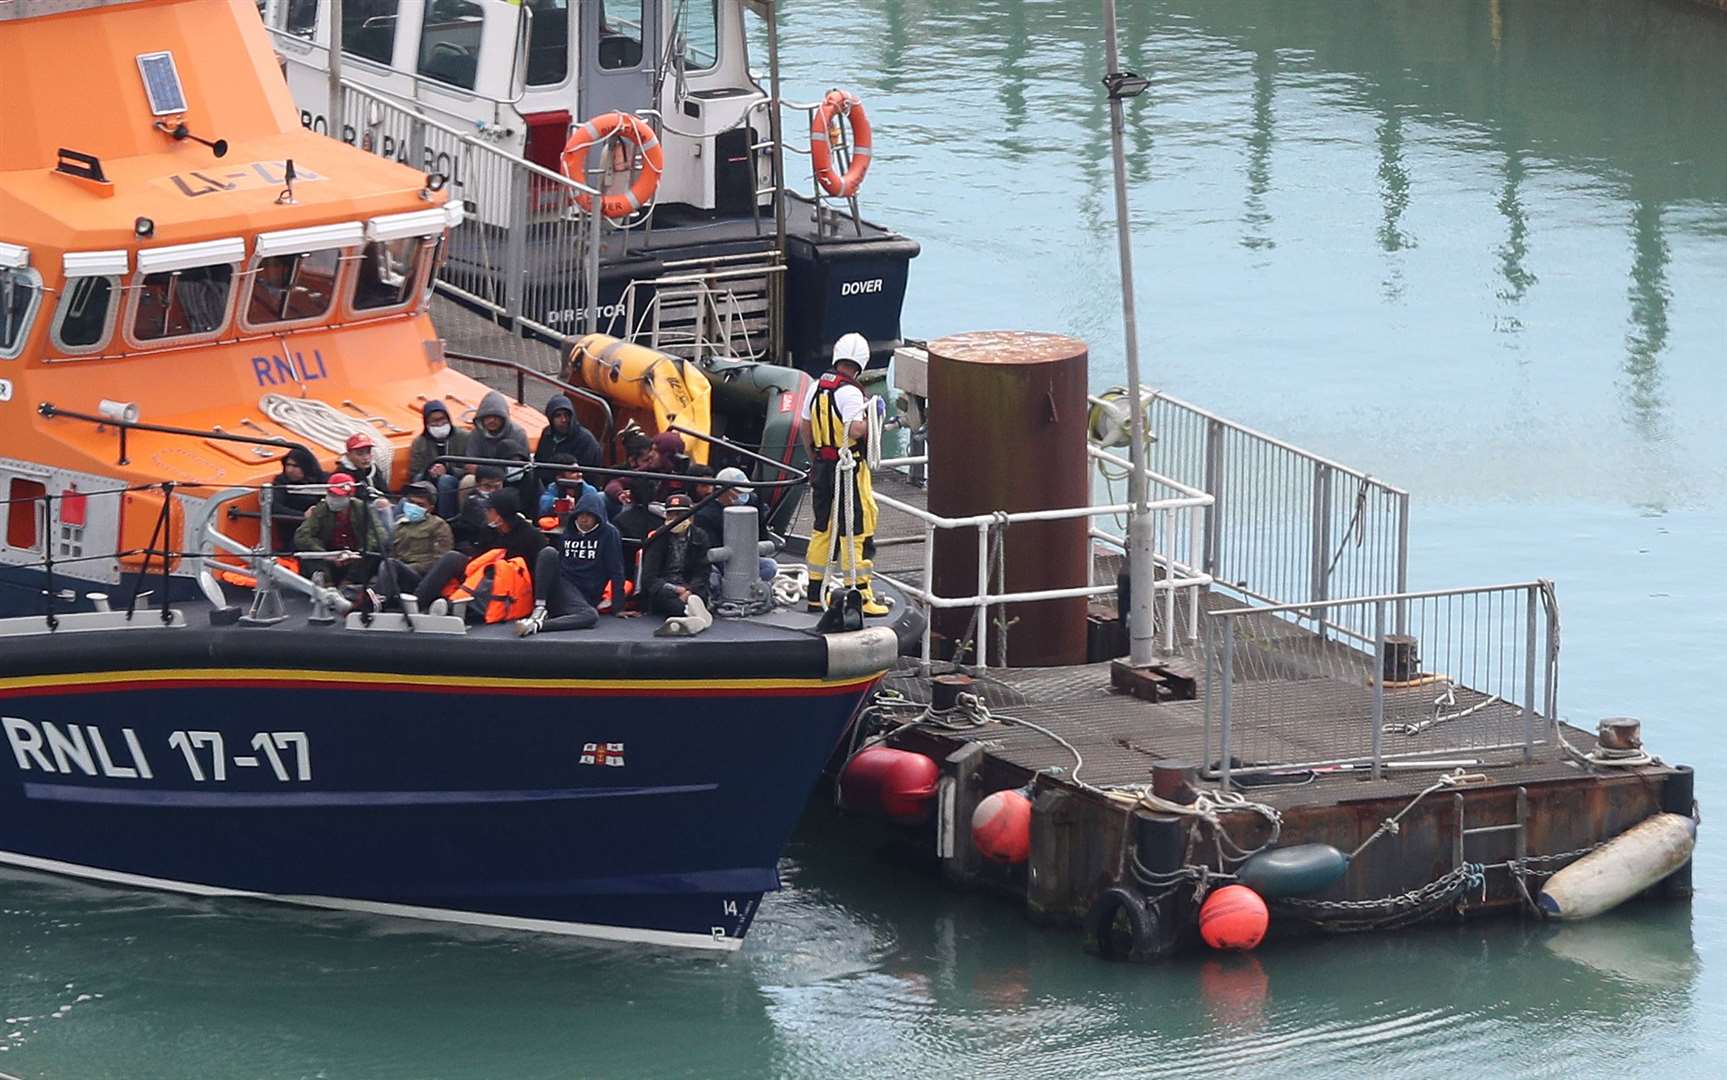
[971,788,1033,864]
[559,112,664,219]
[837,746,939,824]
[1199,885,1269,951]
[809,89,872,198]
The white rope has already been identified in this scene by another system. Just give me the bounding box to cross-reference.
[822,444,861,597]
[866,395,884,471]
[260,394,394,474]
[1132,788,1284,864]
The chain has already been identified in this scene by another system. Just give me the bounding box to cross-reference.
[1275,862,1485,932]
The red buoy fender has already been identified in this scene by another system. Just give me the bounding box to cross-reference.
[838,747,939,824]
[971,788,1033,864]
[1199,885,1269,951]
[809,89,872,198]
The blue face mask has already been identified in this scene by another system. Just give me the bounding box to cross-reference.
[400,500,428,523]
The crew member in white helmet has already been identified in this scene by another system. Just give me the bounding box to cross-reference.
[800,332,888,616]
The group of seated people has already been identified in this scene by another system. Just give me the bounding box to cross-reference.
[270,392,779,635]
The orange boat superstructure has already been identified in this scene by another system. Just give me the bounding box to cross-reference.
[0,0,546,597]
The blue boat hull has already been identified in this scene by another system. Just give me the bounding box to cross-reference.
[0,663,876,950]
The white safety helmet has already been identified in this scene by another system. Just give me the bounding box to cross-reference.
[832,332,871,371]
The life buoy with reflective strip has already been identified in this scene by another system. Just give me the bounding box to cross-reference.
[559,112,664,219]
[810,90,872,198]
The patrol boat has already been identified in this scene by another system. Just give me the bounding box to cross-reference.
[0,0,914,951]
[262,0,921,373]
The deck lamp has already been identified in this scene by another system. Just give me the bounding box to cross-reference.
[1103,71,1150,100]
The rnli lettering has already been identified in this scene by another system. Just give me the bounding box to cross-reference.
[4,718,153,780]
[159,160,324,199]
[840,279,885,296]
[3,718,311,784]
[251,350,329,387]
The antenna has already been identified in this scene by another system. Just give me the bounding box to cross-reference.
[153,120,229,159]
[275,159,298,205]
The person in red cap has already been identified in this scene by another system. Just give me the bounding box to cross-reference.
[334,432,392,499]
[293,472,386,586]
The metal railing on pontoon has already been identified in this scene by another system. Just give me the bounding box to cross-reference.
[869,448,1215,668]
[1202,581,1560,786]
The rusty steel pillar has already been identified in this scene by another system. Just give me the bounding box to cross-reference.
[927,331,1090,667]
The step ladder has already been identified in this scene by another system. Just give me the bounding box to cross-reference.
[1454,785,1530,910]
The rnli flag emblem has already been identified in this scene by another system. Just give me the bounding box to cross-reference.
[581,742,626,767]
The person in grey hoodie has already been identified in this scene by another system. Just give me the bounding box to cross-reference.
[467,389,534,504]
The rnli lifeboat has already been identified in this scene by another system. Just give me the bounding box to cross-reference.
[0,0,915,951]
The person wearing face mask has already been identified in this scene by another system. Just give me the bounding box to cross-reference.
[293,473,386,586]
[408,399,468,518]
[639,492,713,624]
[374,481,454,598]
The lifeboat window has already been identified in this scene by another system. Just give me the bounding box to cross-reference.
[132,264,235,342]
[418,0,486,91]
[673,0,718,72]
[0,266,43,360]
[246,249,341,327]
[51,276,118,353]
[352,237,426,311]
[343,0,401,66]
[598,0,644,70]
[277,0,318,37]
[525,0,570,86]
[5,479,44,553]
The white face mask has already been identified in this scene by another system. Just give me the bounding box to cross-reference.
[326,494,351,511]
[429,423,452,439]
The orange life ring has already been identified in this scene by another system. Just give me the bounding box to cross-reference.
[810,90,872,198]
[559,112,664,219]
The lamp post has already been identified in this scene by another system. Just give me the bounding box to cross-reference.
[1099,0,1157,665]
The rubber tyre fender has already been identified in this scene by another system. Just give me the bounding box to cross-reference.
[1086,886,1162,963]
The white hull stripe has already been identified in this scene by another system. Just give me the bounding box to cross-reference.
[0,850,743,952]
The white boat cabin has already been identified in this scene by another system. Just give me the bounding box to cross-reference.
[265,0,770,213]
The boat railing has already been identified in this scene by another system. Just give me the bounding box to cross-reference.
[334,80,606,352]
[36,402,316,468]
[1202,581,1560,787]
[443,349,616,445]
[1109,387,1413,642]
[741,96,870,240]
[863,462,1214,667]
[605,262,783,363]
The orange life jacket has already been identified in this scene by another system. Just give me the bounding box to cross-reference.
[445,549,536,623]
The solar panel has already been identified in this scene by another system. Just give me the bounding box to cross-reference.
[136,51,187,116]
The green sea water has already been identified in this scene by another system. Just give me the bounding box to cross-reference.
[3,1,1725,1076]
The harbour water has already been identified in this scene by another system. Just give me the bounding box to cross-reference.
[3,0,1724,1075]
